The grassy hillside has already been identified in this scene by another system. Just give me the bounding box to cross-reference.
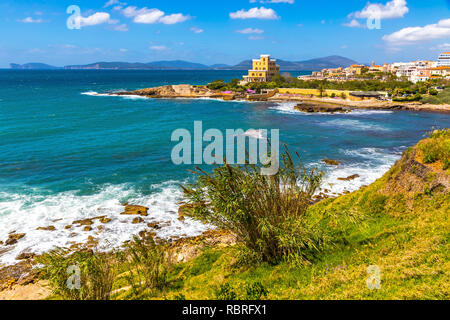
[39,130,450,300]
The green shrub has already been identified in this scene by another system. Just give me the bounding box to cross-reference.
[215,283,238,300]
[419,129,450,165]
[181,148,326,264]
[245,281,269,300]
[37,248,116,300]
[120,236,173,296]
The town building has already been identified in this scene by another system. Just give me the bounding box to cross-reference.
[242,54,280,83]
[437,52,450,67]
[429,66,450,78]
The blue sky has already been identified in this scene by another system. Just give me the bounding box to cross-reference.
[0,0,449,67]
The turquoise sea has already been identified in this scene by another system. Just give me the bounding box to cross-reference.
[1,70,450,264]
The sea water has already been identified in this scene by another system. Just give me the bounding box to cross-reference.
[1,70,449,264]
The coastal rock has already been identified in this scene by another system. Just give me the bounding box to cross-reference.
[36,226,56,231]
[338,174,360,181]
[72,218,94,226]
[294,102,348,113]
[5,233,26,246]
[121,205,149,216]
[100,217,111,224]
[16,252,36,261]
[147,222,161,230]
[132,217,144,224]
[323,159,340,166]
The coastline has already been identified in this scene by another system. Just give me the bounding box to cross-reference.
[112,85,450,114]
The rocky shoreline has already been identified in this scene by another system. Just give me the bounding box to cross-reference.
[110,85,450,114]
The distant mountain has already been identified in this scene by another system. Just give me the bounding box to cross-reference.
[10,63,61,70]
[64,62,156,70]
[223,55,358,71]
[292,55,359,70]
[148,60,210,69]
[11,56,359,71]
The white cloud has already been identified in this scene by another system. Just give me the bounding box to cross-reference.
[250,0,294,3]
[342,19,364,28]
[230,7,279,20]
[351,0,408,20]
[383,18,450,44]
[190,27,204,34]
[104,0,126,8]
[19,17,43,23]
[437,43,450,49]
[122,6,189,24]
[150,45,167,51]
[249,36,264,40]
[119,48,128,52]
[75,12,118,27]
[236,28,264,34]
[159,13,190,25]
[114,24,128,31]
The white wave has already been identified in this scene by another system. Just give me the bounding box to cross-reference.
[270,102,394,117]
[269,102,301,115]
[319,147,403,196]
[349,110,394,115]
[0,183,210,265]
[81,91,148,100]
[322,119,390,131]
[81,91,110,97]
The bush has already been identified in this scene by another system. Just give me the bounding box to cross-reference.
[215,283,238,300]
[37,248,116,300]
[120,236,173,296]
[245,281,269,300]
[419,129,450,167]
[181,148,326,264]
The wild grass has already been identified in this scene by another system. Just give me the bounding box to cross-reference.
[37,248,116,300]
[418,129,450,168]
[117,236,173,297]
[180,147,327,264]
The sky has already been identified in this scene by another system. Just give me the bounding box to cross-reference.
[0,0,449,67]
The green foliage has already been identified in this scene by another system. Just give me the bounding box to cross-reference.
[392,93,422,102]
[37,248,116,300]
[419,129,450,166]
[421,88,450,105]
[245,281,269,300]
[215,283,238,300]
[119,236,173,296]
[181,148,326,264]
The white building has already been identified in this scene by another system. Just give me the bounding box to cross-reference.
[394,61,436,83]
[437,52,450,67]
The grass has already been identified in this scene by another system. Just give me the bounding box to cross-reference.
[418,129,450,169]
[38,131,450,300]
[180,147,328,264]
[421,88,450,105]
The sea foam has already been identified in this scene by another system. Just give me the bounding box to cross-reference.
[0,182,210,265]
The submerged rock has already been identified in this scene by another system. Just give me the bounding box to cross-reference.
[132,217,144,224]
[36,226,56,231]
[294,102,349,113]
[121,205,149,216]
[5,233,26,246]
[338,174,360,181]
[323,159,340,166]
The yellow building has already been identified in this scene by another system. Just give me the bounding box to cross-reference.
[243,54,280,83]
[348,64,367,75]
